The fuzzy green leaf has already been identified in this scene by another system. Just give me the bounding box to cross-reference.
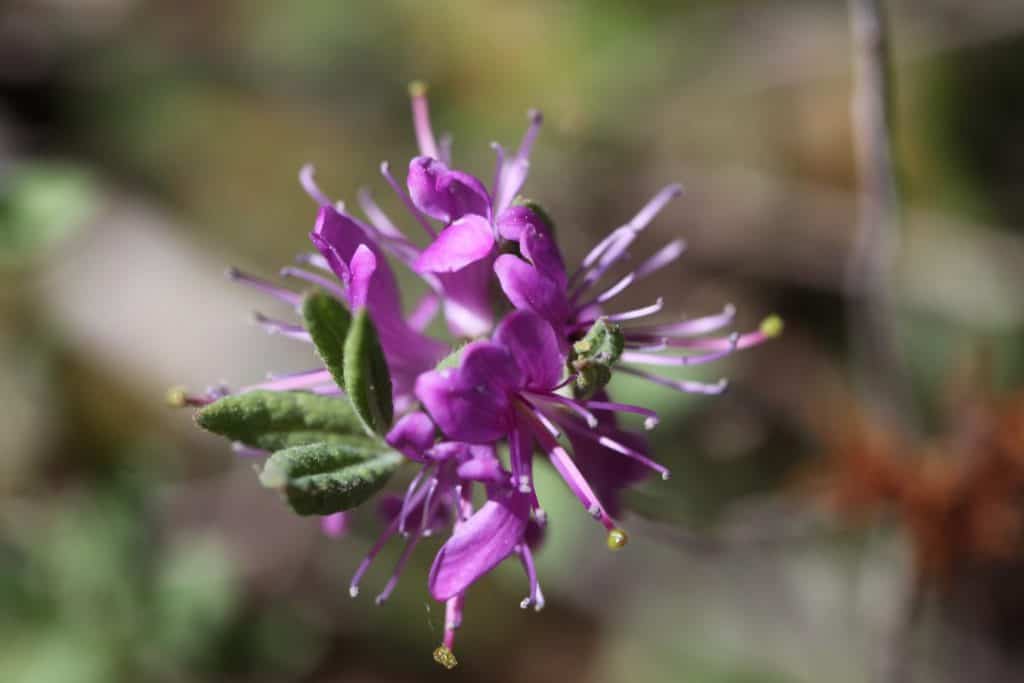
[260,441,402,515]
[194,390,368,450]
[302,291,351,388]
[570,318,625,399]
[343,308,394,436]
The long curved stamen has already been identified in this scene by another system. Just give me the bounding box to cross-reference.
[599,298,664,324]
[299,164,332,207]
[620,333,738,367]
[618,365,729,395]
[517,403,615,531]
[631,303,736,338]
[349,516,401,598]
[572,239,687,310]
[409,81,441,160]
[280,266,346,299]
[490,142,506,206]
[398,462,436,535]
[574,271,635,310]
[356,190,443,290]
[376,478,440,604]
[518,544,545,611]
[523,391,598,428]
[240,368,332,393]
[570,184,683,294]
[624,338,668,352]
[438,132,453,167]
[296,252,331,271]
[494,110,543,214]
[251,312,311,342]
[661,320,782,350]
[583,400,660,430]
[558,416,671,479]
[226,268,301,308]
[631,239,687,281]
[380,161,438,239]
[356,187,406,239]
[509,420,534,494]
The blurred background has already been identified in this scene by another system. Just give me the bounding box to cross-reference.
[3,1,1024,681]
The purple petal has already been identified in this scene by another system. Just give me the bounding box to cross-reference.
[521,224,567,289]
[428,493,529,601]
[427,441,472,462]
[414,214,496,274]
[311,205,448,404]
[407,156,450,221]
[347,244,376,310]
[456,453,506,485]
[495,205,544,242]
[495,255,570,336]
[386,411,436,461]
[310,206,403,321]
[415,342,519,443]
[438,169,492,222]
[407,157,491,223]
[436,256,496,337]
[493,310,564,391]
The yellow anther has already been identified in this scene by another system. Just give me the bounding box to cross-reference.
[759,314,784,338]
[409,80,428,98]
[165,386,187,408]
[433,645,458,670]
[607,528,629,551]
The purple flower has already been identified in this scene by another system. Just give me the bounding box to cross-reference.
[295,83,544,338]
[187,230,446,413]
[342,424,543,655]
[183,85,783,667]
[416,310,668,533]
[495,184,783,395]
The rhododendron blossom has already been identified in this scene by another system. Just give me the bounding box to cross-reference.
[181,83,781,668]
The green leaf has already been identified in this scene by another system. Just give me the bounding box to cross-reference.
[343,308,394,435]
[302,291,351,388]
[194,390,368,450]
[260,441,402,515]
[570,317,625,399]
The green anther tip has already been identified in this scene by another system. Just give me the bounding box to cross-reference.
[607,528,629,551]
[409,80,428,98]
[165,386,187,408]
[759,314,784,338]
[433,645,458,670]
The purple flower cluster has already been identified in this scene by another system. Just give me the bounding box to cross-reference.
[186,84,779,666]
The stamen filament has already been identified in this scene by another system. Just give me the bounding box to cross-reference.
[226,268,301,308]
[279,266,346,299]
[299,164,331,207]
[583,400,660,429]
[618,365,729,395]
[380,161,438,239]
[409,81,441,160]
